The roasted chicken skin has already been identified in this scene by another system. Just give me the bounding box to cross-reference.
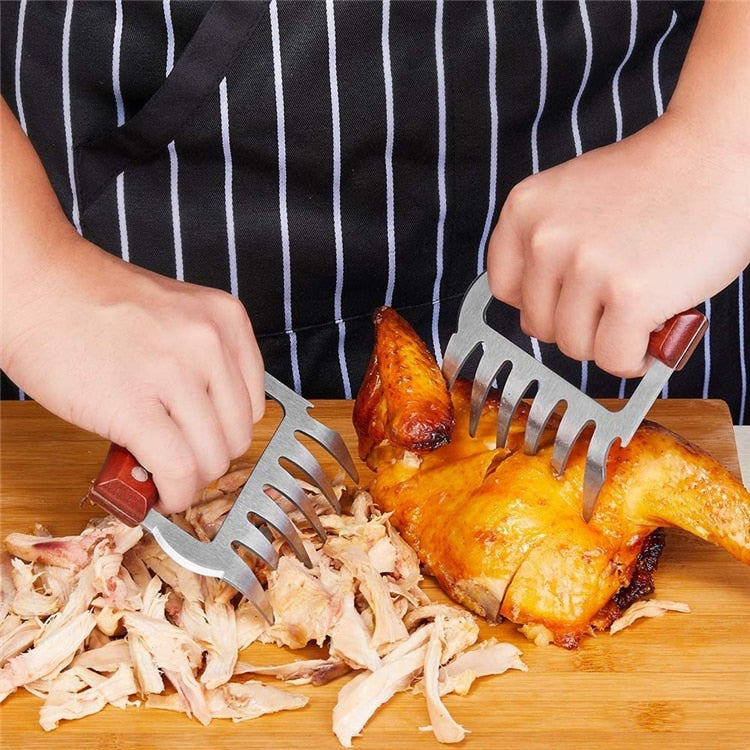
[353,307,750,648]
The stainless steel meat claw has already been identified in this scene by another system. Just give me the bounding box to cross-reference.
[88,373,359,623]
[442,272,707,522]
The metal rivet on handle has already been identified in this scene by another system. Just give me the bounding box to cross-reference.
[130,465,149,483]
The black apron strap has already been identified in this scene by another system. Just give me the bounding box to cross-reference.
[75,0,269,210]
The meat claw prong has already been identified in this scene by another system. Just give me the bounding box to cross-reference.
[221,557,275,624]
[551,411,590,476]
[281,440,342,513]
[226,489,297,565]
[297,419,359,486]
[523,392,563,455]
[497,371,535,449]
[469,351,505,437]
[443,334,481,390]
[265,467,327,543]
[580,429,617,521]
[266,372,359,486]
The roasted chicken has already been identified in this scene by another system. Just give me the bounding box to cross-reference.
[353,307,750,648]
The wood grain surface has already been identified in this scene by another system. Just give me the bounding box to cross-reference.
[1,398,749,750]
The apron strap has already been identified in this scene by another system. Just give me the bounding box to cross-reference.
[76,0,269,210]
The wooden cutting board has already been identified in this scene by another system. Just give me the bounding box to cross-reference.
[1,399,749,750]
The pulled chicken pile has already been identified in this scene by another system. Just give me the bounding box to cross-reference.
[0,470,526,745]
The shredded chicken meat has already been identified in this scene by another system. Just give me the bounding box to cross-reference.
[1,476,527,744]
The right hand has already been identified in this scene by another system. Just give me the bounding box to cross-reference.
[2,241,267,515]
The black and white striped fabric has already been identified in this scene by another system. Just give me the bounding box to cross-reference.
[2,0,747,423]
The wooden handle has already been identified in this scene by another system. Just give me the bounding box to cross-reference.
[647,309,708,370]
[87,443,158,526]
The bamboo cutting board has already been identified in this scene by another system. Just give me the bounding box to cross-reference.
[1,399,749,750]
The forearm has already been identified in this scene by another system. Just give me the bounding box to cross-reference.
[1,96,101,365]
[667,0,750,157]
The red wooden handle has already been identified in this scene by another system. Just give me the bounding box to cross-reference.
[88,443,158,526]
[647,308,708,370]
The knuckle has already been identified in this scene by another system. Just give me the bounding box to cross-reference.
[605,275,646,313]
[187,293,252,357]
[526,226,553,264]
[505,176,538,215]
[214,290,250,327]
[526,222,570,270]
[185,317,224,353]
[520,312,553,344]
[568,241,599,279]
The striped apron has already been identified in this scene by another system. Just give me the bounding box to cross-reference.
[2,0,747,423]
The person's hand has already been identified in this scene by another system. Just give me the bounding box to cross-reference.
[487,0,750,379]
[487,112,750,377]
[2,240,267,515]
[1,97,265,515]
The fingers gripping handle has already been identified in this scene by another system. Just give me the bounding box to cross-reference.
[647,309,708,371]
[88,443,158,526]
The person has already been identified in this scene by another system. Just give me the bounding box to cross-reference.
[2,1,748,517]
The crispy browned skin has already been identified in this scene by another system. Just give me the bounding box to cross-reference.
[353,308,750,648]
[353,307,454,460]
